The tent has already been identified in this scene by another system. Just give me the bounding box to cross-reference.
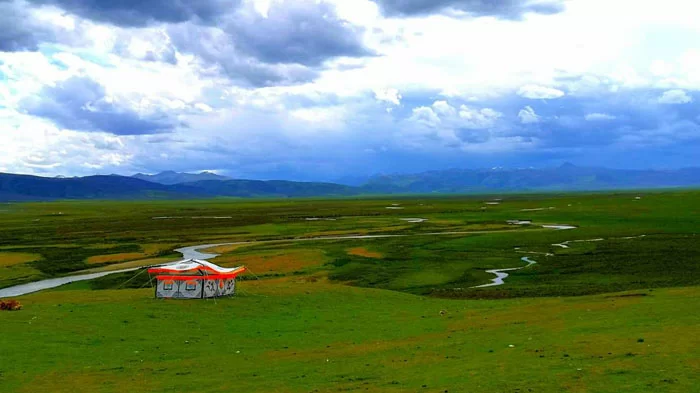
[147,260,246,299]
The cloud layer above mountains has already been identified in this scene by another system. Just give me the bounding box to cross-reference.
[1,0,699,180]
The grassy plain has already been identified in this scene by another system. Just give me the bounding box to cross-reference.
[0,190,699,392]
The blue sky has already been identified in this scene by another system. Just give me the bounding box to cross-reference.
[0,0,699,181]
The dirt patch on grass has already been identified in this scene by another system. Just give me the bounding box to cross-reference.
[605,293,648,298]
[0,252,41,267]
[347,247,383,259]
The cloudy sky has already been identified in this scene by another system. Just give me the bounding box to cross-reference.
[1,0,699,181]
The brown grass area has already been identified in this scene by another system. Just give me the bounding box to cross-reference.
[214,249,326,274]
[0,252,41,267]
[84,244,121,250]
[302,225,412,238]
[346,247,383,259]
[202,243,252,254]
[85,244,175,264]
[302,229,370,237]
[427,219,462,225]
[20,370,160,393]
[141,244,174,254]
[244,275,334,296]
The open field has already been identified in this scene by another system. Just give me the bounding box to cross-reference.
[2,284,698,392]
[0,190,699,392]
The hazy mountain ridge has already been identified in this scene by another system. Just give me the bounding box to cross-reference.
[132,171,231,185]
[363,164,700,193]
[0,173,359,201]
[183,179,358,198]
[0,173,203,201]
[1,165,699,201]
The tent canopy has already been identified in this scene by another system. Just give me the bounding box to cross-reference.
[148,259,245,276]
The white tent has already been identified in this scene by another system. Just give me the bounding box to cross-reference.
[148,260,246,299]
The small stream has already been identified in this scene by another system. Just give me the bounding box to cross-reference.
[0,224,578,297]
[0,268,141,298]
[471,257,537,288]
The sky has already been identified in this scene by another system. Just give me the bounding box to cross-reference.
[1,0,699,181]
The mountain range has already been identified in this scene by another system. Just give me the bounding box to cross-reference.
[0,165,698,201]
[362,163,700,193]
[132,170,231,185]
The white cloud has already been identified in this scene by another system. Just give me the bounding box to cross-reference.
[409,106,441,128]
[0,109,136,175]
[373,87,402,105]
[432,100,456,117]
[650,60,674,77]
[3,0,700,178]
[194,103,213,112]
[518,106,539,124]
[410,101,502,130]
[289,106,348,130]
[458,105,502,129]
[585,112,616,121]
[518,84,565,99]
[658,89,693,104]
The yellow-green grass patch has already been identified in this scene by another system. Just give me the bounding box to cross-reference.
[202,243,252,254]
[346,247,383,259]
[214,249,327,274]
[85,244,175,264]
[80,257,181,273]
[0,253,43,287]
[0,252,41,267]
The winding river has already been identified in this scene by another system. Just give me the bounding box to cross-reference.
[0,224,578,297]
[471,257,537,288]
[0,268,142,298]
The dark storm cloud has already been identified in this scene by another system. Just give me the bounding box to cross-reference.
[23,0,239,26]
[0,1,50,51]
[2,0,372,86]
[168,1,372,86]
[167,23,319,87]
[374,0,565,19]
[21,77,177,135]
[500,87,700,149]
[226,1,372,66]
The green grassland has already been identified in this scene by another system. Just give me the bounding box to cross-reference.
[0,190,699,392]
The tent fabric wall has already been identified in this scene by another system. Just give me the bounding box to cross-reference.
[220,278,235,296]
[154,277,237,299]
[156,278,203,299]
[149,260,244,299]
[202,278,236,298]
[203,278,218,298]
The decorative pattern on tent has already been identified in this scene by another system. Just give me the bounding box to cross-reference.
[148,260,245,299]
